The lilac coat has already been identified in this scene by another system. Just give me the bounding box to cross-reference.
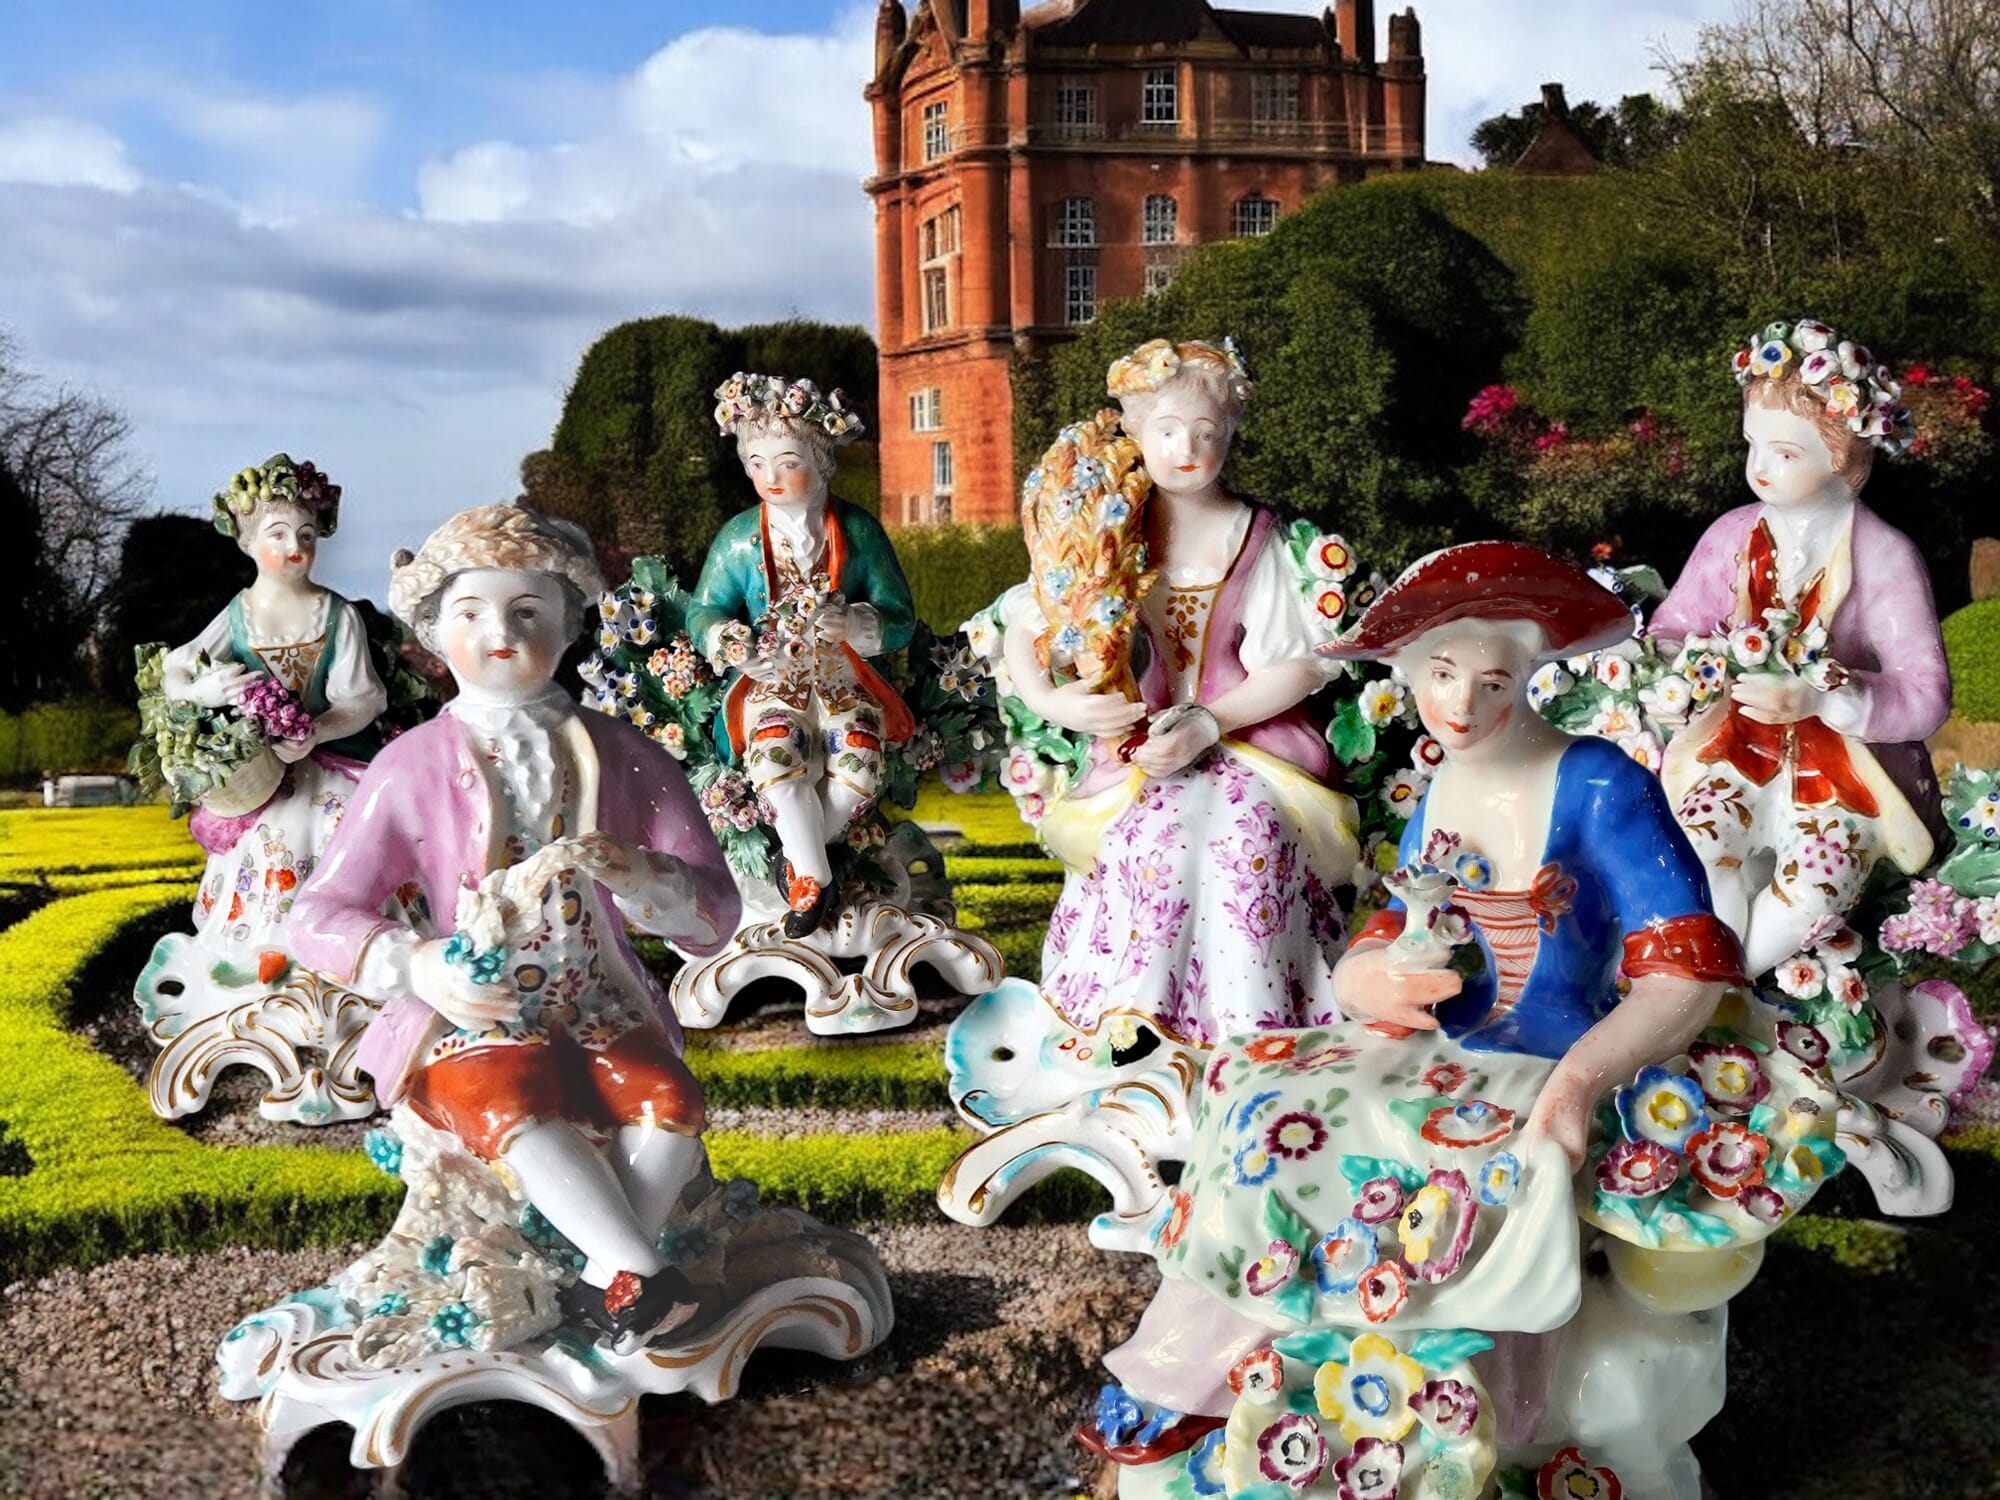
[1650,501,1951,832]
[290,708,741,1104]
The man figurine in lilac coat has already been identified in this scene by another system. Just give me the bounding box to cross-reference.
[290,505,741,1353]
[1653,319,1951,977]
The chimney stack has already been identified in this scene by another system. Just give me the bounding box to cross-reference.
[1335,0,1377,64]
[1541,82,1570,118]
[874,0,907,78]
[967,0,1021,39]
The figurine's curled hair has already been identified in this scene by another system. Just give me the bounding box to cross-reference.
[1106,338,1256,431]
[389,504,605,651]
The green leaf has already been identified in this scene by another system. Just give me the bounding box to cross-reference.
[1261,1189,1313,1249]
[1407,1328,1496,1367]
[1329,699,1377,766]
[1340,1154,1424,1193]
[1273,1328,1354,1364]
[1271,1278,1317,1325]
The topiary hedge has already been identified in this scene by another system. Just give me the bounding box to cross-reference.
[1944,595,2000,723]
[888,524,1029,636]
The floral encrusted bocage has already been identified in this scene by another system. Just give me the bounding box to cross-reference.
[1732,318,1916,455]
[211,453,342,540]
[711,372,866,446]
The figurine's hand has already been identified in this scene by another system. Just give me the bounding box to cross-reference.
[271,727,318,764]
[1041,680,1148,737]
[1524,1066,1596,1175]
[738,649,783,685]
[410,938,517,1031]
[813,601,853,646]
[1730,673,1817,726]
[1332,940,1461,1032]
[567,831,648,897]
[184,662,257,708]
[1130,708,1219,779]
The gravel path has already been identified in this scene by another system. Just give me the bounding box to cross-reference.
[0,1222,1148,1500]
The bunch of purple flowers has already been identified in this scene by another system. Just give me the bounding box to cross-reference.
[236,676,315,742]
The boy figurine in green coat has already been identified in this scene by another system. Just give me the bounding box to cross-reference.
[689,374,917,937]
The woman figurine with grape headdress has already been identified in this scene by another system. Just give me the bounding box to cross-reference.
[132,455,391,1089]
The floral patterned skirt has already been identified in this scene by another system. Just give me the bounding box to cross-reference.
[1038,744,1358,1048]
[189,752,361,960]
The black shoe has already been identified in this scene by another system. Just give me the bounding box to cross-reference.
[601,1266,700,1355]
[780,862,836,939]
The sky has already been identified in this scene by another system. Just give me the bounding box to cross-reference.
[0,0,1742,602]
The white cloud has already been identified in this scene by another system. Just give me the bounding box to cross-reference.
[0,115,140,192]
[164,88,388,207]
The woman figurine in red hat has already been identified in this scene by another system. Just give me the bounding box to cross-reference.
[1089,544,1768,1499]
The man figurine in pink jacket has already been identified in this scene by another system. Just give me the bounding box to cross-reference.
[1653,319,1951,978]
[289,504,741,1354]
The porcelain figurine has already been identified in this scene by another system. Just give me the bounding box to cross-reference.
[1653,319,1951,980]
[1089,543,1851,1500]
[219,505,890,1484]
[941,339,1390,1241]
[131,454,395,1124]
[583,375,1000,1035]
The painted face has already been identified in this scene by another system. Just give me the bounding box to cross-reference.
[435,568,571,696]
[1409,624,1538,754]
[1743,398,1843,509]
[740,432,824,509]
[1133,383,1230,497]
[248,508,317,580]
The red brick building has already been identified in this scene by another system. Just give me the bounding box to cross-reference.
[865,0,1427,527]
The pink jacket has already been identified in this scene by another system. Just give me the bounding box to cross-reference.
[1650,501,1951,831]
[290,708,741,1104]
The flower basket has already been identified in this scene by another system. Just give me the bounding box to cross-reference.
[200,743,285,817]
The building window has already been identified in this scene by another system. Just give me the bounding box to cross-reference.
[1142,67,1179,125]
[1251,74,1302,128]
[922,101,949,161]
[909,387,943,432]
[1233,194,1280,238]
[1144,262,1175,297]
[932,441,955,518]
[1053,81,1099,133]
[1054,196,1096,247]
[920,205,962,261]
[1065,257,1098,325]
[922,268,950,333]
[1142,194,1178,246]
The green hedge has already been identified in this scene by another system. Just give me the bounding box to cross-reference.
[1944,596,2000,723]
[954,882,1063,929]
[0,699,138,788]
[887,524,1028,636]
[687,1039,948,1111]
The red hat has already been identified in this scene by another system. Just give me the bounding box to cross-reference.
[1317,541,1633,662]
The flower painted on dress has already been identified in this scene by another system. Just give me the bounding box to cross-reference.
[1231,1089,1283,1132]
[1206,1052,1233,1094]
[1615,1066,1709,1151]
[1410,1377,1481,1440]
[1312,1218,1380,1295]
[1313,1333,1425,1448]
[1419,1099,1518,1149]
[1229,1348,1287,1403]
[1246,1239,1301,1297]
[1257,1412,1329,1490]
[1267,1110,1329,1160]
[1478,1151,1521,1206]
[1739,1184,1790,1225]
[1353,1177,1406,1225]
[1282,1041,1363,1073]
[1187,1430,1229,1496]
[1687,1041,1771,1114]
[1245,1035,1299,1065]
[1538,1447,1623,1500]
[1399,1169,1478,1283]
[1234,1141,1281,1186]
[1777,1022,1832,1069]
[1596,1139,1678,1198]
[1421,1061,1469,1096]
[1357,1260,1410,1323]
[1684,1121,1771,1198]
[1332,1438,1405,1500]
[1158,1187,1194,1251]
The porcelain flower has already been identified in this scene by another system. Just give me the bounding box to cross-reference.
[1527,661,1573,709]
[1537,1446,1623,1500]
[1398,1169,1478,1283]
[1311,1218,1379,1296]
[1187,1430,1229,1496]
[1360,680,1408,727]
[1313,1332,1424,1444]
[1686,1041,1771,1115]
[1685,1121,1771,1198]
[1775,954,1826,1000]
[1356,1260,1410,1323]
[1477,1151,1521,1206]
[1332,1437,1404,1500]
[1595,1139,1678,1198]
[1229,1348,1286,1403]
[1409,1377,1480,1440]
[1615,1066,1709,1151]
[1419,1099,1517,1150]
[1245,1239,1300,1297]
[1255,1412,1328,1490]
[1352,1178,1406,1225]
[1310,534,1358,582]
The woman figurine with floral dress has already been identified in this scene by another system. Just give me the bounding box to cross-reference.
[1094,544,1774,1500]
[997,339,1361,1049]
[135,455,391,1106]
[1653,319,1951,978]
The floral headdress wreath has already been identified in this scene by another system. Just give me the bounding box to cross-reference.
[712,372,865,447]
[212,454,342,540]
[1105,335,1253,399]
[1733,319,1915,455]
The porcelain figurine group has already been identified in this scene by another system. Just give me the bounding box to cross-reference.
[127,321,1992,1497]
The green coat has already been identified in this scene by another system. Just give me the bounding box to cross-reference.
[687,498,917,762]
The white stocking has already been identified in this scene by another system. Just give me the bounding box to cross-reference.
[762,777,831,886]
[819,775,873,833]
[503,1119,664,1289]
[610,1123,705,1242]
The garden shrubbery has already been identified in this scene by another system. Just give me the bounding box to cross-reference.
[0,700,137,787]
